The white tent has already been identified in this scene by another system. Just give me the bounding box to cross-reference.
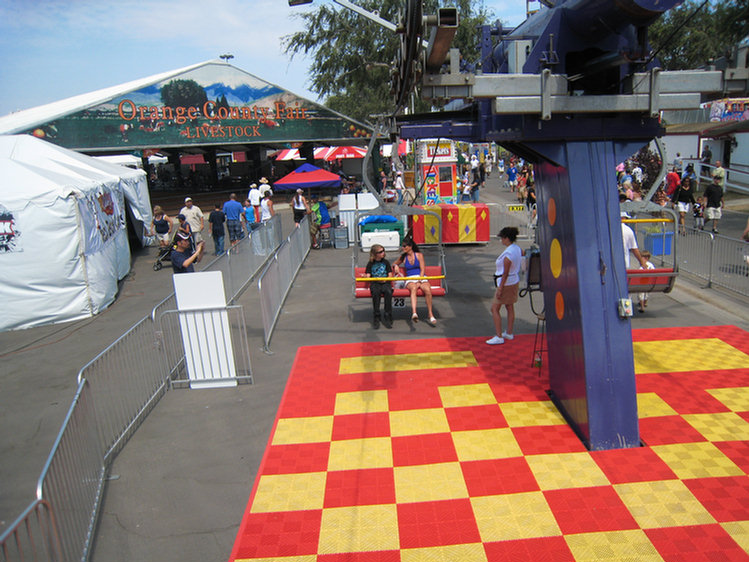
[0,135,152,331]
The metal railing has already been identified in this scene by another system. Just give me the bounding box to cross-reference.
[492,202,536,240]
[0,500,62,562]
[682,159,749,195]
[633,225,749,298]
[0,212,297,562]
[258,216,312,352]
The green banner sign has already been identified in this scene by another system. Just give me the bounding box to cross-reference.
[23,62,370,151]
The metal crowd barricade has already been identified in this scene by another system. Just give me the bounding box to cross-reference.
[493,202,534,239]
[635,226,749,299]
[0,499,62,562]
[258,215,311,352]
[1,219,286,562]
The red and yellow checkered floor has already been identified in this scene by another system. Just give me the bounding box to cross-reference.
[230,325,749,561]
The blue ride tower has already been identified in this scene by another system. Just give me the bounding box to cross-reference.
[399,0,721,449]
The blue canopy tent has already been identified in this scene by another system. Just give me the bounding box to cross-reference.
[273,163,342,191]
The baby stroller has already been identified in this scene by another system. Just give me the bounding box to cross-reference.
[153,229,182,271]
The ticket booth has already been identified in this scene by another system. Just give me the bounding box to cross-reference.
[416,140,458,205]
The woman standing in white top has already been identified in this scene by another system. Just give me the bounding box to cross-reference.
[487,226,523,345]
[290,188,310,227]
[260,192,275,222]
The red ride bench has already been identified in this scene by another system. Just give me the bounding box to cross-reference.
[626,267,677,293]
[354,266,447,298]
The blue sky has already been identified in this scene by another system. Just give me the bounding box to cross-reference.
[0,0,528,117]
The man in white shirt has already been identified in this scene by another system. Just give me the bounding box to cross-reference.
[179,197,204,243]
[247,183,262,222]
[621,217,647,269]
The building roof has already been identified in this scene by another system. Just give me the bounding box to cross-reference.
[0,60,371,152]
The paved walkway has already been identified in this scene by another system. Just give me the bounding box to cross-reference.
[1,172,748,561]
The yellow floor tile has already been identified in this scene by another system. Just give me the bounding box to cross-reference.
[394,462,468,503]
[471,491,561,542]
[401,543,488,562]
[707,387,749,412]
[327,437,393,471]
[637,392,678,418]
[499,400,567,427]
[318,504,400,554]
[250,472,327,513]
[451,428,523,461]
[334,390,390,415]
[651,442,744,479]
[272,416,333,445]
[565,529,664,561]
[683,412,749,442]
[389,408,450,437]
[613,480,716,529]
[633,338,749,374]
[438,384,497,408]
[525,452,610,491]
[720,520,749,553]
[339,351,477,374]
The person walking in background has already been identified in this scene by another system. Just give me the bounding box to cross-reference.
[364,244,393,329]
[394,171,405,205]
[703,175,724,234]
[671,176,696,235]
[222,193,244,247]
[665,166,681,197]
[242,199,257,234]
[290,189,310,227]
[693,196,705,231]
[487,227,522,345]
[150,205,172,248]
[208,203,226,255]
[712,160,726,194]
[260,191,275,223]
[248,183,262,222]
[179,197,204,244]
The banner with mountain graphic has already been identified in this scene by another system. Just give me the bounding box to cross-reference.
[22,61,371,151]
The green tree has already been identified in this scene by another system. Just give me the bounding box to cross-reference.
[649,0,749,70]
[160,79,208,110]
[283,0,491,123]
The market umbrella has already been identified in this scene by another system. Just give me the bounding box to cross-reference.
[322,146,367,161]
[273,163,342,191]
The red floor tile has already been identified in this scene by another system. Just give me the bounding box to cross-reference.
[646,524,749,562]
[323,468,396,508]
[715,440,749,473]
[461,457,540,497]
[392,432,458,466]
[638,415,707,446]
[512,425,588,455]
[233,509,321,559]
[484,536,576,562]
[332,412,391,441]
[591,446,677,484]
[261,442,331,475]
[684,476,749,522]
[445,404,508,431]
[543,486,639,534]
[397,499,482,549]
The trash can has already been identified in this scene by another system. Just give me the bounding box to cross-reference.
[644,231,673,256]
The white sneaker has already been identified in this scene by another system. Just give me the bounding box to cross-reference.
[486,335,505,345]
[502,332,514,340]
